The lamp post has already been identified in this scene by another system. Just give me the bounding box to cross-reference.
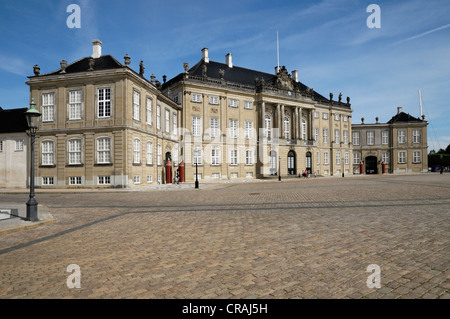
[195,149,199,189]
[278,156,281,181]
[24,99,41,222]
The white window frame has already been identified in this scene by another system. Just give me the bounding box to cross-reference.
[210,117,219,138]
[192,116,201,137]
[15,140,24,151]
[264,114,272,140]
[344,152,349,165]
[98,176,111,185]
[97,137,111,164]
[193,146,202,165]
[229,99,238,108]
[244,101,253,109]
[353,152,361,164]
[353,131,360,145]
[157,144,162,166]
[323,129,328,144]
[245,121,253,140]
[413,151,421,163]
[133,139,141,164]
[301,119,307,140]
[97,88,111,118]
[284,116,290,140]
[133,176,141,184]
[229,119,238,139]
[173,113,177,137]
[42,92,55,122]
[41,140,54,166]
[68,139,82,165]
[230,149,238,166]
[398,151,407,164]
[335,129,340,144]
[209,96,219,105]
[245,149,253,165]
[165,109,170,133]
[323,152,329,165]
[413,130,421,143]
[343,131,348,144]
[133,90,140,121]
[382,152,390,164]
[147,142,153,165]
[69,177,82,185]
[211,147,220,166]
[398,130,406,144]
[68,90,82,120]
[146,97,153,125]
[336,151,341,165]
[191,93,202,103]
[367,131,374,145]
[156,105,161,130]
[42,177,54,185]
[322,112,328,120]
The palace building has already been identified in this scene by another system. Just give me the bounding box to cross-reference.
[162,48,354,181]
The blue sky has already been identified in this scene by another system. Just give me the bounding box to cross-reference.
[0,0,449,151]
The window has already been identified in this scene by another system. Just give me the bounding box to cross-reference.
[336,152,341,165]
[211,147,220,165]
[323,152,329,165]
[398,130,406,144]
[193,146,202,165]
[353,132,360,145]
[191,93,202,103]
[334,114,340,121]
[244,101,253,109]
[69,90,82,120]
[133,91,140,121]
[146,97,153,125]
[42,141,54,165]
[284,116,290,140]
[173,113,177,136]
[344,152,349,165]
[367,131,374,145]
[322,113,328,120]
[42,177,54,185]
[192,116,201,136]
[157,144,162,165]
[314,128,319,141]
[147,142,153,165]
[15,140,24,151]
[68,139,82,165]
[413,151,421,163]
[314,111,319,118]
[245,121,253,140]
[413,130,421,143]
[229,119,238,139]
[230,172,238,178]
[245,150,253,165]
[230,149,238,165]
[246,172,253,178]
[229,99,238,108]
[343,115,348,122]
[398,151,406,163]
[42,92,55,122]
[147,175,153,183]
[133,139,140,164]
[133,176,141,184]
[165,109,170,133]
[301,119,307,140]
[97,137,111,164]
[264,114,271,140]
[98,176,111,185]
[382,152,389,164]
[209,96,219,105]
[210,118,219,138]
[69,177,82,185]
[156,105,161,130]
[343,131,348,144]
[353,152,361,164]
[98,88,111,118]
[335,129,340,144]
[212,173,221,179]
[382,131,389,145]
[323,129,328,144]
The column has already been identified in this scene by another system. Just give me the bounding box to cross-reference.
[281,104,285,139]
[294,107,299,139]
[298,107,303,140]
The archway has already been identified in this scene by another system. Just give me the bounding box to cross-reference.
[288,150,296,175]
[365,156,378,174]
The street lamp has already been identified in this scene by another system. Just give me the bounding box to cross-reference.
[195,149,199,189]
[24,98,41,222]
[278,156,281,181]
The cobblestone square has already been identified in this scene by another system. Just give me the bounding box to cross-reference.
[0,174,449,299]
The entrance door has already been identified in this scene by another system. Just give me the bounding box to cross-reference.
[306,152,312,174]
[365,156,378,174]
[269,151,277,175]
[287,151,296,175]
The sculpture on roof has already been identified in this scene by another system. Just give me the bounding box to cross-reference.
[139,60,145,76]
[33,65,40,76]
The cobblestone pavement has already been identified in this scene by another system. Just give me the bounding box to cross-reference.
[0,174,449,299]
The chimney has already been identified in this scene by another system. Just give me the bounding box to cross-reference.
[292,70,299,82]
[201,48,209,63]
[397,106,403,114]
[226,53,233,68]
[92,39,102,58]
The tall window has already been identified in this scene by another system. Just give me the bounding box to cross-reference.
[284,116,290,140]
[229,99,238,108]
[97,137,111,164]
[156,105,161,130]
[192,116,201,136]
[336,151,341,165]
[157,144,162,165]
[323,152,329,165]
[68,139,82,165]
[165,109,170,133]
[335,129,340,144]
[382,131,389,145]
[173,113,177,136]
[42,140,54,165]
[42,92,55,122]
[353,131,360,145]
[245,121,253,140]
[413,130,421,143]
[229,119,238,139]
[382,152,389,164]
[245,150,253,165]
[133,139,141,164]
[264,114,271,140]
[323,129,328,143]
[398,151,406,163]
[191,93,202,103]
[146,97,153,125]
[344,152,349,165]
[211,147,220,165]
[98,88,111,118]
[15,140,24,151]
[133,90,140,121]
[210,118,219,138]
[147,142,153,165]
[69,90,82,120]
[230,149,238,165]
[343,131,348,144]
[193,146,202,165]
[413,151,421,163]
[244,101,253,109]
[367,131,374,145]
[301,119,307,140]
[353,152,361,164]
[398,130,406,144]
[314,128,319,141]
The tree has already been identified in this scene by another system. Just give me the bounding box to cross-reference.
[446,144,450,154]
